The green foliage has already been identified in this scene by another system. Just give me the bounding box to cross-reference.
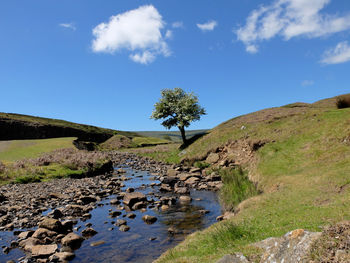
[150,88,206,130]
[193,161,210,169]
[218,168,259,211]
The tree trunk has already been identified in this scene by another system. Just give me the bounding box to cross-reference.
[178,126,187,144]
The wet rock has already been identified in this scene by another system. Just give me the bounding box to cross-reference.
[109,211,122,217]
[90,241,106,247]
[142,215,157,224]
[38,218,63,233]
[126,187,134,193]
[126,213,136,219]
[119,225,130,232]
[18,230,34,239]
[160,184,172,192]
[49,252,75,262]
[123,192,147,207]
[48,209,63,219]
[161,205,169,211]
[110,199,120,205]
[115,219,127,226]
[185,177,200,186]
[61,233,84,249]
[179,196,192,203]
[31,244,58,257]
[132,201,147,210]
[32,228,57,239]
[81,227,97,238]
[199,210,210,215]
[174,186,189,194]
[3,246,10,254]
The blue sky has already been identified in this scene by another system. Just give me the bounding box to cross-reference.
[1,0,350,131]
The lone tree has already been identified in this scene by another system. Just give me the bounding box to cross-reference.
[151,88,206,144]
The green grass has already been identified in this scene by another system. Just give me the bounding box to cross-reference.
[0,163,86,185]
[218,168,259,211]
[156,96,350,263]
[131,136,170,147]
[0,137,76,161]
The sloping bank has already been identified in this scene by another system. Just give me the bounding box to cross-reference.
[156,95,350,262]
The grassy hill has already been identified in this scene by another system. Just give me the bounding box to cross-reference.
[0,112,138,143]
[156,94,350,262]
[135,129,208,142]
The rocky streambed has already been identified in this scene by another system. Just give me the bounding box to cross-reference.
[0,152,224,263]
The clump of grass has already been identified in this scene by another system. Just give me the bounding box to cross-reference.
[336,95,350,109]
[15,175,42,184]
[217,168,259,211]
[0,161,5,173]
[194,161,210,169]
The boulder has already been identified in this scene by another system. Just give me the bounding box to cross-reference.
[119,225,130,232]
[32,228,57,239]
[81,227,97,238]
[185,177,200,185]
[61,233,84,249]
[19,237,41,252]
[179,196,192,203]
[49,252,75,261]
[142,215,157,224]
[123,192,147,207]
[38,218,63,233]
[31,244,58,257]
[18,230,34,239]
[253,229,322,263]
[206,153,220,164]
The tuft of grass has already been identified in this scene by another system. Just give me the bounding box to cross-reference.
[218,168,259,211]
[336,94,350,109]
[0,137,76,161]
[193,161,210,169]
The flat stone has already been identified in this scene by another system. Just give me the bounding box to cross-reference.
[31,244,58,257]
[123,192,147,207]
[90,241,106,247]
[61,233,84,249]
[49,252,75,261]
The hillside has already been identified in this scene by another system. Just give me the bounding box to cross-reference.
[0,112,137,143]
[156,94,350,262]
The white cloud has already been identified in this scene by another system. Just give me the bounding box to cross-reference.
[321,41,350,64]
[301,80,315,86]
[197,20,218,32]
[59,23,76,31]
[172,21,184,28]
[91,5,171,64]
[165,30,173,39]
[236,0,350,53]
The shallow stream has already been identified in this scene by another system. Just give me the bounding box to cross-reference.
[0,166,222,263]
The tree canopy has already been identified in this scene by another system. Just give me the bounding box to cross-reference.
[151,88,206,143]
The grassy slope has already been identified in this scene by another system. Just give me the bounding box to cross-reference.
[156,96,350,262]
[0,137,76,162]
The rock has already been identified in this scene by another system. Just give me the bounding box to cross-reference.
[179,196,192,203]
[206,153,220,164]
[19,237,41,252]
[0,193,7,202]
[132,201,146,210]
[253,229,322,263]
[126,213,136,219]
[49,252,75,261]
[3,246,10,254]
[115,219,127,226]
[109,211,122,217]
[61,233,84,249]
[123,192,147,207]
[48,209,63,219]
[18,230,34,239]
[161,205,169,211]
[178,173,192,181]
[142,215,157,224]
[32,228,57,239]
[110,199,120,205]
[185,177,200,185]
[38,218,63,233]
[90,241,106,247]
[160,184,172,192]
[81,227,97,238]
[216,215,224,221]
[198,210,210,215]
[167,169,177,177]
[174,186,189,194]
[31,244,58,257]
[215,253,249,263]
[126,187,134,193]
[119,225,130,232]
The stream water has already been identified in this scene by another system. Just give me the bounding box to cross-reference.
[0,166,222,263]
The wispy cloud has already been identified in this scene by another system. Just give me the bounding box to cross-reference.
[59,23,76,31]
[301,80,315,87]
[197,20,218,32]
[321,41,350,65]
[236,0,350,54]
[172,21,184,29]
[91,5,171,65]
